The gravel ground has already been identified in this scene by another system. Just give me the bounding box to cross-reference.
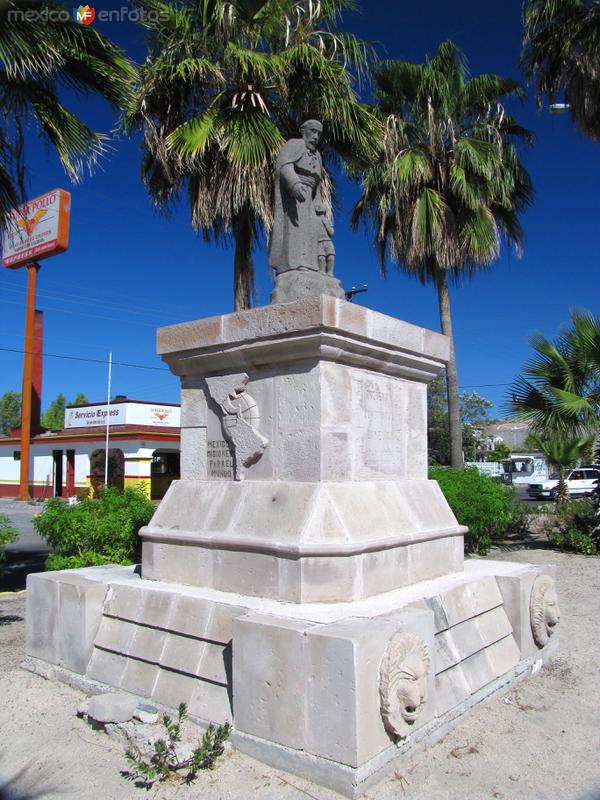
[1,548,599,800]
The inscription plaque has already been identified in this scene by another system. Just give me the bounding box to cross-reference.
[207,438,234,480]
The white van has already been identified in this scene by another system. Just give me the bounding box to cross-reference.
[501,454,549,486]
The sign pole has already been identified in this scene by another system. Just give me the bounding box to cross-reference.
[18,262,40,500]
[104,351,112,490]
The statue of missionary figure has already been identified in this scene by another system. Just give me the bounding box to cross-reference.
[269,120,336,276]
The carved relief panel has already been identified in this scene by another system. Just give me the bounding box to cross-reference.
[530,574,561,648]
[379,633,430,739]
[205,373,269,481]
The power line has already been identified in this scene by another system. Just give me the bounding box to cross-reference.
[0,346,169,372]
[0,327,146,354]
[0,296,159,328]
[0,276,202,322]
[460,383,511,388]
[0,343,512,392]
[0,281,187,322]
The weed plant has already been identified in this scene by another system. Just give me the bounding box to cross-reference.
[124,703,231,787]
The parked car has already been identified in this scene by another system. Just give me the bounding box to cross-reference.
[527,468,600,500]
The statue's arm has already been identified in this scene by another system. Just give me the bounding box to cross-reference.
[280,163,306,202]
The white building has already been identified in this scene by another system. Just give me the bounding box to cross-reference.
[0,398,180,500]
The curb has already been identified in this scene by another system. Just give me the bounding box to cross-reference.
[0,589,27,597]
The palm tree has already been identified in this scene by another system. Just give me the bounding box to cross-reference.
[124,0,378,311]
[509,310,600,437]
[0,0,135,228]
[352,41,533,468]
[509,311,600,506]
[522,0,600,141]
[529,433,594,504]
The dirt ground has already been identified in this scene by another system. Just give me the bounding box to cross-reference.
[1,548,599,800]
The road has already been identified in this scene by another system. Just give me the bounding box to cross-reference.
[513,485,551,504]
[0,499,51,592]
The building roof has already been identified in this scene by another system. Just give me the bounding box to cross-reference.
[0,425,181,446]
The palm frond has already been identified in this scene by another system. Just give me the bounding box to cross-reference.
[455,137,498,178]
[522,0,600,140]
[222,110,284,167]
[458,206,499,265]
[507,309,600,439]
[168,108,222,159]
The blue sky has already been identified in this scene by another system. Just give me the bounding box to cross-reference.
[1,0,599,419]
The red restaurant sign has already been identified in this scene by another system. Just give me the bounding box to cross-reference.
[2,189,71,269]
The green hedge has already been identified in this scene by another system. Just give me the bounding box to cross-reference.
[0,513,18,563]
[541,497,598,555]
[34,485,155,570]
[429,467,514,555]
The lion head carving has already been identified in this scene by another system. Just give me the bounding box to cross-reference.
[530,574,560,647]
[379,633,430,739]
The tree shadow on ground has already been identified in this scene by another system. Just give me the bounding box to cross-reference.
[491,535,555,553]
[0,615,23,626]
[0,764,58,800]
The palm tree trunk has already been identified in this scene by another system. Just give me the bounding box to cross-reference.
[233,207,254,312]
[556,466,569,506]
[436,271,464,468]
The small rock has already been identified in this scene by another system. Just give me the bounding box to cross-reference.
[86,693,138,724]
[104,722,132,749]
[105,721,159,759]
[173,742,195,764]
[134,703,160,725]
[76,699,89,717]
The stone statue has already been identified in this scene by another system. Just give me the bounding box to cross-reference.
[270,120,326,275]
[269,121,344,303]
[379,633,430,739]
[317,203,335,275]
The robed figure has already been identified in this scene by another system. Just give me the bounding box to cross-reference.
[269,120,334,275]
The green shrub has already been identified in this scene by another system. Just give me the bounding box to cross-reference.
[34,485,155,570]
[541,497,598,555]
[505,501,534,538]
[429,467,514,555]
[44,551,121,571]
[0,513,18,562]
[550,528,597,555]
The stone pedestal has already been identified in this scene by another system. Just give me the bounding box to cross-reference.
[270,270,345,303]
[25,296,560,798]
[141,296,465,601]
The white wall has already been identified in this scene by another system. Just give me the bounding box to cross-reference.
[0,437,180,496]
[0,444,21,485]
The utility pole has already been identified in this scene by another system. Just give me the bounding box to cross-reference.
[18,262,40,500]
[1,188,71,500]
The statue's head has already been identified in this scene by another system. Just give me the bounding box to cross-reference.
[300,119,323,153]
[379,633,430,738]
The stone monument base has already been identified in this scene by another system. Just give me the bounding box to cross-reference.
[25,558,557,798]
[270,269,345,303]
[141,479,466,602]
